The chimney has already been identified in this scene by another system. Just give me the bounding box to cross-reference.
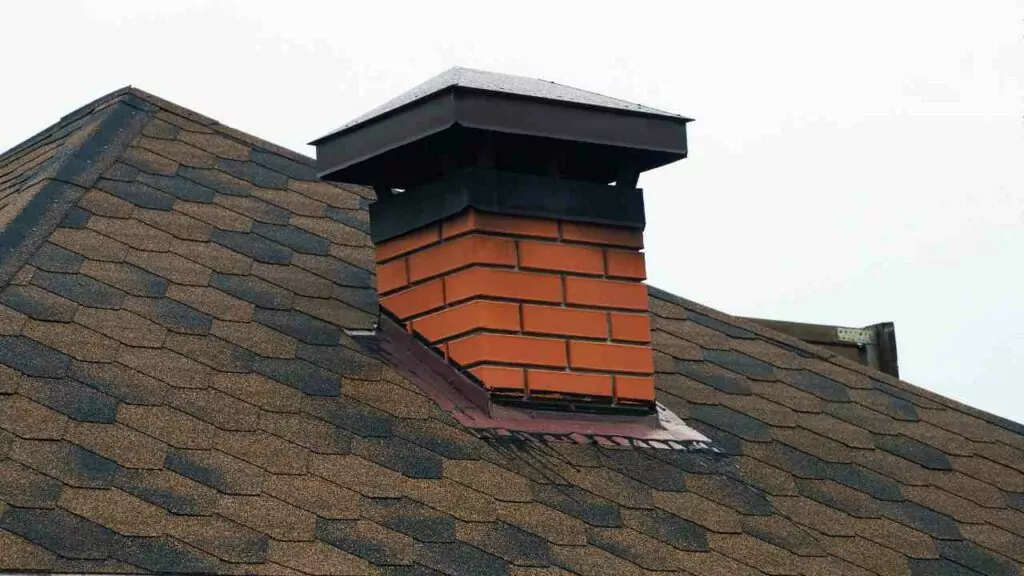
[313,68,690,413]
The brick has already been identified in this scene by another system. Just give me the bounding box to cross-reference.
[376,224,440,261]
[522,304,607,338]
[79,261,169,297]
[376,258,408,294]
[569,341,653,374]
[610,313,651,343]
[442,209,559,240]
[169,239,253,274]
[0,395,68,439]
[211,319,298,358]
[211,230,293,265]
[469,365,525,391]
[132,206,214,239]
[615,375,656,401]
[0,285,80,322]
[251,262,334,298]
[380,279,445,319]
[75,308,167,348]
[413,300,520,342]
[518,240,604,275]
[65,421,167,469]
[220,494,316,541]
[126,249,212,285]
[175,201,253,231]
[527,370,613,397]
[561,221,643,248]
[58,487,168,536]
[86,216,173,252]
[49,227,128,261]
[408,234,516,282]
[445,268,563,305]
[122,295,213,334]
[117,346,215,388]
[23,319,120,362]
[564,276,648,310]
[78,190,135,218]
[605,249,646,279]
[216,430,309,474]
[449,333,567,368]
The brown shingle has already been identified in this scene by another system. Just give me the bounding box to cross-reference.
[798,413,874,449]
[443,460,533,502]
[950,453,1024,492]
[74,308,167,348]
[22,319,119,362]
[287,179,361,209]
[78,189,135,218]
[167,388,261,431]
[166,285,253,321]
[496,502,588,545]
[928,470,1005,508]
[652,491,742,534]
[134,207,213,241]
[213,372,305,413]
[0,395,68,439]
[178,131,249,159]
[137,136,216,167]
[293,296,375,328]
[817,534,908,576]
[166,515,271,564]
[117,346,215,389]
[268,541,375,576]
[263,474,361,520]
[0,303,26,335]
[342,378,437,419]
[219,494,317,541]
[49,228,128,261]
[57,487,168,536]
[708,533,805,576]
[310,454,405,498]
[737,456,797,496]
[401,477,499,522]
[853,517,936,559]
[121,144,180,174]
[549,544,651,576]
[0,531,62,573]
[126,249,212,285]
[258,411,348,454]
[210,320,297,358]
[87,216,174,252]
[170,239,253,274]
[175,201,253,231]
[77,260,164,297]
[163,333,253,373]
[252,189,325,217]
[0,364,21,394]
[328,244,375,272]
[961,523,1024,563]
[290,216,366,245]
[250,262,334,298]
[770,496,856,537]
[64,421,168,469]
[215,430,309,474]
[117,404,216,449]
[557,466,653,509]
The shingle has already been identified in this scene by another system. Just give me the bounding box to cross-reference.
[94,178,176,210]
[164,448,266,494]
[19,376,117,423]
[0,335,71,378]
[68,360,168,405]
[215,430,309,474]
[211,319,297,358]
[259,411,352,455]
[703,349,777,381]
[394,419,483,461]
[219,494,316,541]
[164,332,255,372]
[326,206,371,232]
[249,356,340,396]
[113,535,222,574]
[415,541,508,576]
[30,270,126,309]
[290,215,367,246]
[825,463,903,501]
[937,540,1018,576]
[126,249,212,285]
[297,343,383,381]
[0,285,80,321]
[909,558,985,576]
[175,200,254,231]
[316,518,414,566]
[597,448,688,492]
[59,207,92,228]
[687,473,773,516]
[293,253,374,287]
[263,474,361,520]
[458,521,552,567]
[29,243,84,273]
[0,507,115,559]
[651,330,703,361]
[211,229,293,264]
[333,285,379,314]
[769,496,855,538]
[881,500,963,539]
[549,544,648,576]
[779,369,850,402]
[167,515,270,564]
[166,285,254,321]
[621,508,708,551]
[532,484,622,527]
[117,404,216,449]
[142,118,180,139]
[269,540,375,576]
[253,188,326,217]
[740,515,826,557]
[251,262,335,298]
[22,320,120,362]
[86,215,174,252]
[354,437,444,479]
[114,468,219,515]
[586,526,684,571]
[305,396,393,437]
[135,208,214,241]
[310,454,405,498]
[253,150,316,180]
[167,388,261,431]
[214,194,291,224]
[49,228,128,262]
[795,478,881,518]
[117,346,215,389]
[0,459,64,508]
[254,308,341,345]
[294,296,376,330]
[75,308,167,347]
[179,165,253,196]
[0,394,68,439]
[875,434,953,470]
[9,439,119,488]
[675,361,751,395]
[689,404,772,442]
[210,273,294,309]
[120,146,179,176]
[215,158,289,188]
[138,136,216,168]
[340,379,439,420]
[687,310,756,339]
[79,260,169,297]
[78,189,136,217]
[58,487,169,537]
[64,421,167,469]
[213,372,305,413]
[0,304,26,335]
[121,296,213,334]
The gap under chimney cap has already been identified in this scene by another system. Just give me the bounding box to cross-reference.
[312,67,692,190]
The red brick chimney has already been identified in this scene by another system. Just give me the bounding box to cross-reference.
[312,68,690,413]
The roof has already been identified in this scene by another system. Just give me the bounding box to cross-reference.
[0,88,1022,576]
[318,66,690,140]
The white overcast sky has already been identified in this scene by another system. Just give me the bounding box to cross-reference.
[3,1,1022,421]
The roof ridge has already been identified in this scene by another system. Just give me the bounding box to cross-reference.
[647,284,1024,431]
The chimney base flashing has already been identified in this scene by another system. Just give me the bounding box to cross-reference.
[369,169,645,244]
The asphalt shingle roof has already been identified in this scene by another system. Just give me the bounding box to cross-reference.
[0,88,1022,576]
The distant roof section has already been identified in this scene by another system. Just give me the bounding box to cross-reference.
[317,66,691,141]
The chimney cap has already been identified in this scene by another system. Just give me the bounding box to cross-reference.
[313,67,692,188]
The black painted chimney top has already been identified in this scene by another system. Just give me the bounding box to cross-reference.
[312,67,692,189]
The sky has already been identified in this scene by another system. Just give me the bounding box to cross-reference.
[2,1,1022,421]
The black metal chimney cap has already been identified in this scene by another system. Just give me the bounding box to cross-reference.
[312,68,692,188]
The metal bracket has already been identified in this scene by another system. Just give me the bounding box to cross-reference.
[836,327,873,345]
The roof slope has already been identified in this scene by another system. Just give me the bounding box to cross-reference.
[0,89,1022,576]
